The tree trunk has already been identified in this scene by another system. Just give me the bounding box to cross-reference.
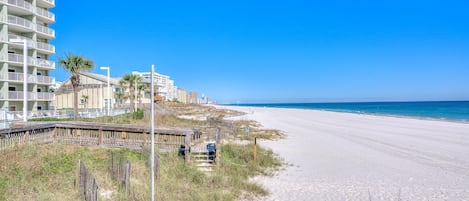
[73,85,78,121]
[130,88,135,112]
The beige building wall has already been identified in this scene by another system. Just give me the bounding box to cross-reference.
[55,72,119,110]
[178,88,187,104]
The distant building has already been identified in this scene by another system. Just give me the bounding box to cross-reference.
[177,88,187,104]
[132,71,177,101]
[55,72,122,109]
[189,91,198,104]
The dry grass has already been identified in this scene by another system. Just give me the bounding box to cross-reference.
[3,104,284,201]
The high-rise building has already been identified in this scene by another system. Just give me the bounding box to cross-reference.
[132,71,177,101]
[177,88,187,104]
[0,0,56,113]
[189,90,198,104]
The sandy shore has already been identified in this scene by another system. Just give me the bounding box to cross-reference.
[219,106,469,201]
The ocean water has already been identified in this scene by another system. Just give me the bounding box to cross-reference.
[230,101,469,122]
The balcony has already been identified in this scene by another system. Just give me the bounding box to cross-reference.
[0,0,34,15]
[7,53,36,66]
[1,53,55,70]
[36,41,55,54]
[35,7,55,23]
[36,24,55,39]
[0,72,54,85]
[36,92,54,100]
[36,0,54,9]
[8,34,35,49]
[36,58,55,69]
[9,34,55,54]
[36,75,55,85]
[1,91,35,100]
[7,15,35,32]
[0,91,54,101]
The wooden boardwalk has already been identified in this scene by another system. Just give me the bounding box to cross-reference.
[0,121,202,151]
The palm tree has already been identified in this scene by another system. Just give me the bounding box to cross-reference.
[137,84,146,109]
[59,54,94,120]
[81,95,89,109]
[114,92,125,108]
[120,74,141,112]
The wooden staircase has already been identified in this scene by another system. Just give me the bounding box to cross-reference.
[191,143,216,172]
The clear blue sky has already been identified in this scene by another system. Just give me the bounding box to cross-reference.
[51,0,469,103]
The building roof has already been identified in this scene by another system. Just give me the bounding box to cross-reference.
[79,71,121,86]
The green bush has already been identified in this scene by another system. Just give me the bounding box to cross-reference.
[132,109,144,120]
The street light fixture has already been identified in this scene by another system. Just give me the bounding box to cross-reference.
[10,38,28,122]
[100,66,110,116]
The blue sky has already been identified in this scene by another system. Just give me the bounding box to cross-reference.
[51,0,469,103]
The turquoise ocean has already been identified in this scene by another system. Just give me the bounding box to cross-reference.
[229,101,469,122]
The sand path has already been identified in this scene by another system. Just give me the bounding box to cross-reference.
[221,106,469,201]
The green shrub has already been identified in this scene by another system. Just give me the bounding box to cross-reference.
[132,109,144,120]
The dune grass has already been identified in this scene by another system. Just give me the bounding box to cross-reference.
[4,104,284,200]
[0,142,281,201]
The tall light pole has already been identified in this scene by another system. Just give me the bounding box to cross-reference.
[11,39,28,122]
[100,67,110,115]
[150,64,155,201]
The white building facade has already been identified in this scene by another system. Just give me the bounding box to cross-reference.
[132,71,180,102]
[0,0,55,113]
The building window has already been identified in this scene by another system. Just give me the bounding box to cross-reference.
[8,86,16,91]
[8,69,15,73]
[37,72,42,76]
[37,88,42,93]
[37,106,43,111]
[9,106,16,112]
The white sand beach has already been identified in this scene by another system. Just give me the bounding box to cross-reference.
[220,106,469,201]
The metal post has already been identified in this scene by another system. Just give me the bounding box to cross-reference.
[107,68,110,115]
[215,127,221,164]
[150,64,155,201]
[100,67,111,116]
[22,40,28,122]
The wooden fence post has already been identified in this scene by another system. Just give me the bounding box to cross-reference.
[125,160,131,195]
[23,131,29,146]
[254,137,257,162]
[184,132,191,163]
[53,127,57,144]
[98,129,103,146]
[156,153,160,183]
[215,128,221,165]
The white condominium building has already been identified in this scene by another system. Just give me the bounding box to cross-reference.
[132,71,178,101]
[0,0,56,113]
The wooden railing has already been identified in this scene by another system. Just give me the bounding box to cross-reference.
[0,122,202,151]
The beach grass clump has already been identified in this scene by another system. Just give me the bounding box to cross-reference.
[0,142,281,201]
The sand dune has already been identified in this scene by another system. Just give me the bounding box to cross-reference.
[220,106,469,201]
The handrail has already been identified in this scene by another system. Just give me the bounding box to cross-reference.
[35,7,55,21]
[4,0,34,13]
[7,15,35,30]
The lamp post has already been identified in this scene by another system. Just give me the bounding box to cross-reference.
[150,64,155,201]
[10,39,28,122]
[100,67,110,116]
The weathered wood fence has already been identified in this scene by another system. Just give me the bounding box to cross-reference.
[0,122,202,151]
[78,160,99,201]
[110,150,131,194]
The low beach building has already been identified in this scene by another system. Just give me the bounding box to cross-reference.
[54,72,121,110]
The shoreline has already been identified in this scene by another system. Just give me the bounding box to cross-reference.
[218,105,469,201]
[218,104,469,125]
